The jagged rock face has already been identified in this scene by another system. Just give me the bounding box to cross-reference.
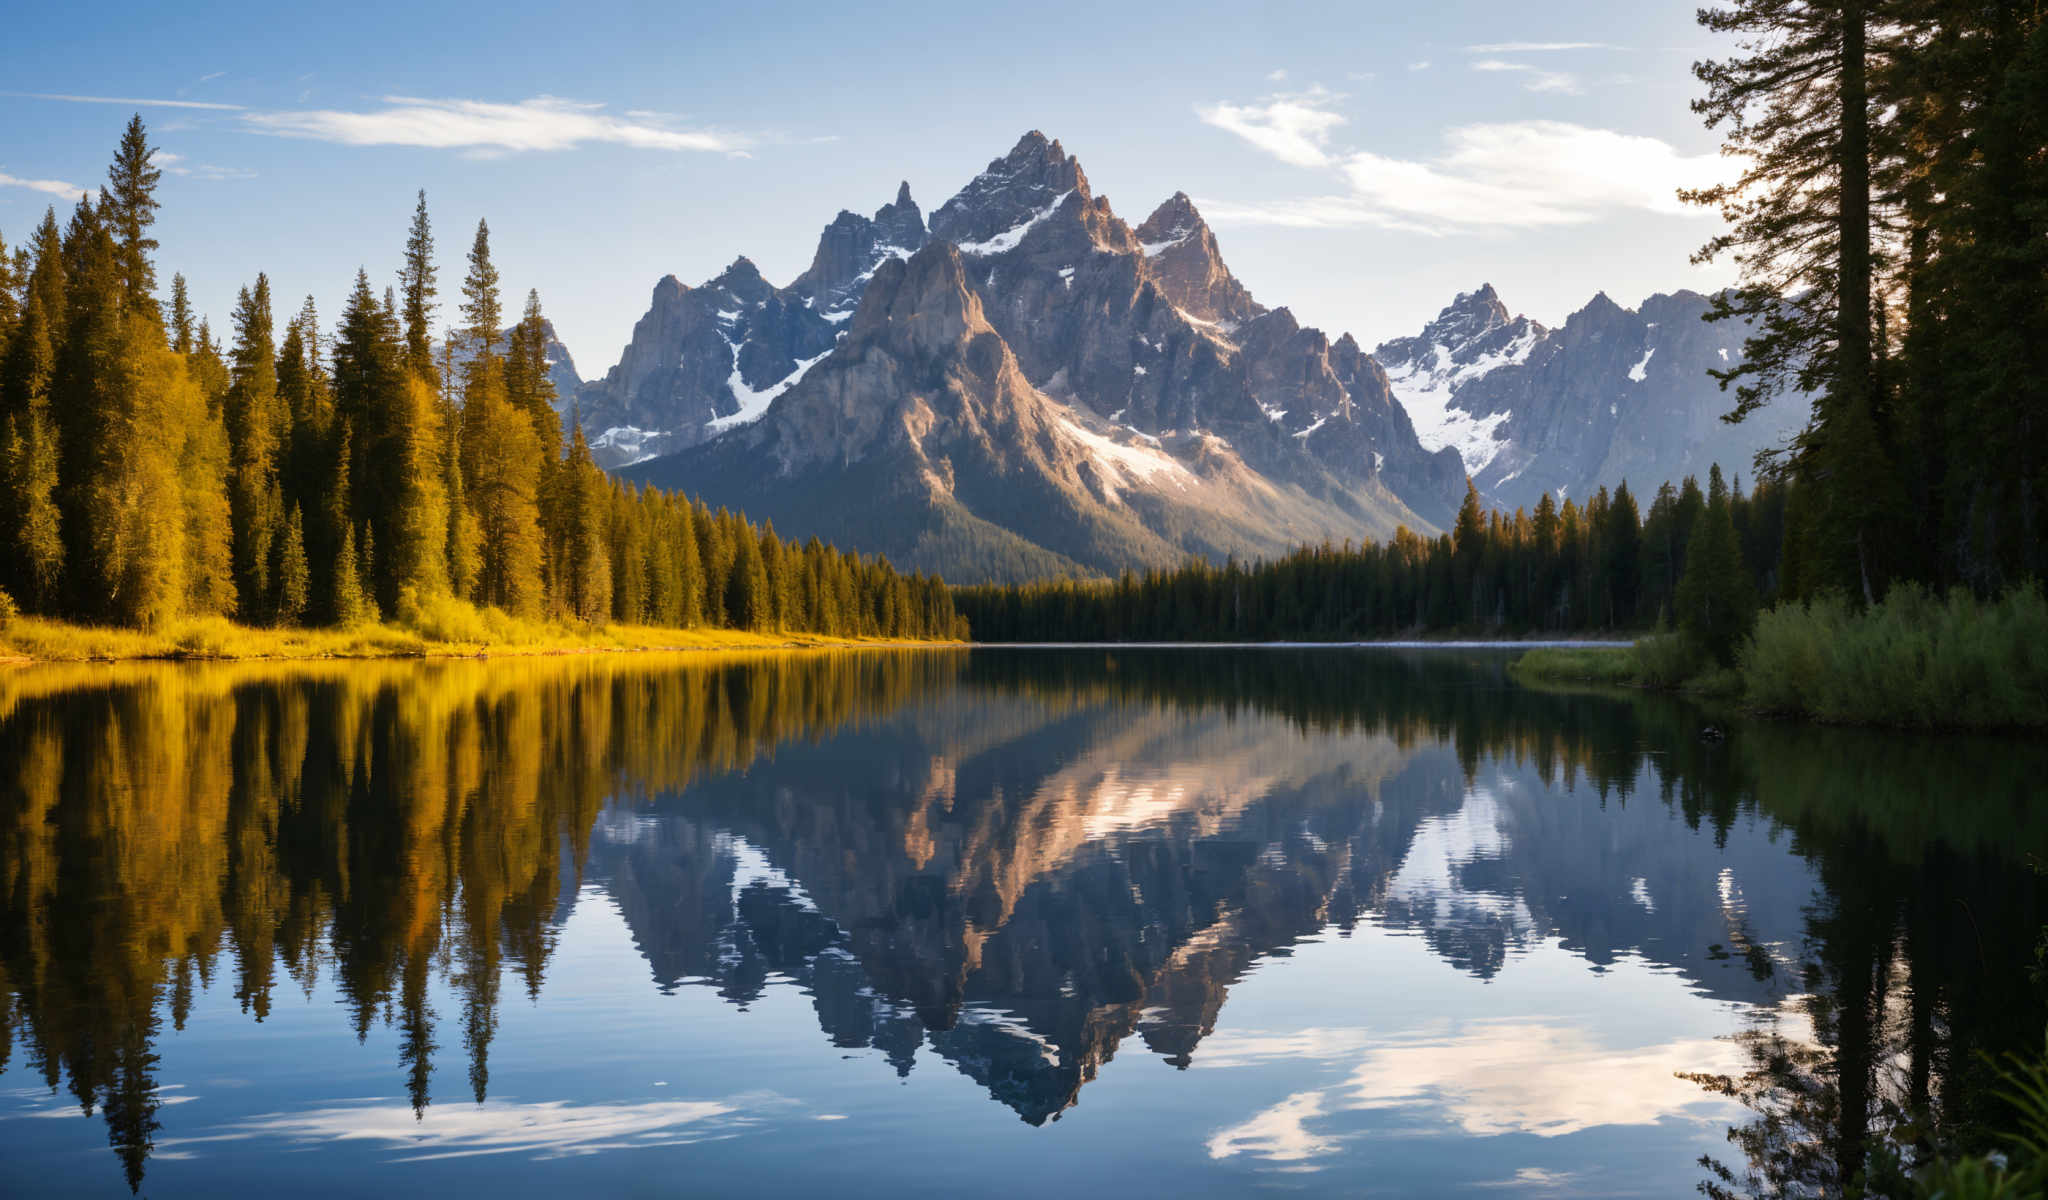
[789,180,928,321]
[1373,284,1549,479]
[925,132,1461,530]
[596,130,1802,571]
[928,131,1087,247]
[1377,285,1809,510]
[573,257,841,468]
[1134,192,1263,327]
[626,241,1434,583]
[439,319,583,413]
[589,131,1461,549]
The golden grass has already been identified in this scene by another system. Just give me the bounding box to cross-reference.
[0,608,956,664]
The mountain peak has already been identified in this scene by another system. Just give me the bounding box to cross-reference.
[1134,191,1260,324]
[930,131,1089,246]
[1138,191,1205,238]
[712,255,772,301]
[1009,130,1055,158]
[894,179,913,207]
[1569,290,1630,326]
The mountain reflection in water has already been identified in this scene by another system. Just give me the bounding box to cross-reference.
[0,649,2041,1197]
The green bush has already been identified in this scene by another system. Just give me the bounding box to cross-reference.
[393,587,497,644]
[1740,585,2048,728]
[1632,632,1705,688]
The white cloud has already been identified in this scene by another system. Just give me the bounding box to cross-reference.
[1204,1019,1749,1168]
[4,91,244,111]
[1465,42,1620,53]
[1409,60,1433,71]
[1194,87,1346,169]
[243,95,749,156]
[1207,1090,1340,1164]
[1266,68,1289,82]
[1198,88,1730,233]
[0,168,81,197]
[163,1097,750,1162]
[1471,59,1582,95]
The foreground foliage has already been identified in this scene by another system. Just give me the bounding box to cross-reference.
[1511,585,2048,730]
[1742,585,2048,729]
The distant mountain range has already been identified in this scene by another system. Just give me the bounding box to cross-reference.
[549,131,1803,582]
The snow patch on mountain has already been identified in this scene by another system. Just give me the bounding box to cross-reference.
[956,191,1073,257]
[1629,348,1656,382]
[1381,329,1539,473]
[1056,412,1192,503]
[590,425,670,467]
[708,341,833,433]
[1140,226,1194,257]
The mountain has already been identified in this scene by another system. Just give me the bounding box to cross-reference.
[617,133,1461,581]
[440,319,582,414]
[1375,286,1809,510]
[571,257,843,468]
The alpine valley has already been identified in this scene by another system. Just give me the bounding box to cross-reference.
[559,133,1806,583]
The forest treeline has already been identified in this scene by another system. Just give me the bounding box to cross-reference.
[956,471,1776,658]
[0,118,964,642]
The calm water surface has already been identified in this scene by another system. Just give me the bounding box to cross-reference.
[0,648,2041,1197]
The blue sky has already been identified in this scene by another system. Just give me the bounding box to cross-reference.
[0,0,1739,374]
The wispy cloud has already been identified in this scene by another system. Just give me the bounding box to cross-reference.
[4,91,245,111]
[242,95,748,156]
[1408,60,1432,71]
[1266,68,1289,82]
[1197,88,1729,233]
[1471,59,1582,95]
[196,70,227,83]
[1465,42,1621,53]
[1194,86,1346,169]
[0,168,82,197]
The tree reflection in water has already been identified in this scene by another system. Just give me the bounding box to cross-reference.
[0,648,2039,1194]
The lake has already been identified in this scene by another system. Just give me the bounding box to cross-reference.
[0,648,2041,1197]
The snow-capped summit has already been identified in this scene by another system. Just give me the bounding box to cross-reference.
[1372,285,1547,474]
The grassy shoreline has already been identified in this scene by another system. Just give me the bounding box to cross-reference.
[1510,586,2048,731]
[0,613,959,665]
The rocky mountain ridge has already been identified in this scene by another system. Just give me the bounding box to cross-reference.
[615,132,1461,580]
[1374,284,1809,510]
[576,130,1801,578]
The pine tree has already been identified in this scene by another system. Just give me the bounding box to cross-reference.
[399,190,438,382]
[276,504,309,625]
[103,114,163,326]
[1676,465,1759,664]
[1,288,62,608]
[726,528,771,631]
[505,289,561,462]
[454,221,542,613]
[459,219,502,380]
[1603,481,1642,629]
[559,419,610,622]
[332,521,370,626]
[168,272,192,354]
[226,275,285,619]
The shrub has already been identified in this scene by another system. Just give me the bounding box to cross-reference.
[393,587,496,645]
[0,587,17,626]
[1632,632,1705,689]
[1739,584,2048,729]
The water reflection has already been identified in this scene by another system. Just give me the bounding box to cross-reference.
[0,649,2041,1195]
